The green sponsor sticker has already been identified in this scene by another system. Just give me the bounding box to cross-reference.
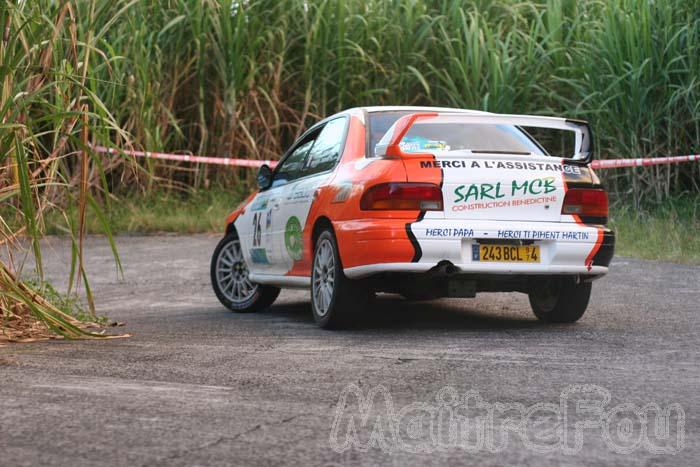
[284,216,303,261]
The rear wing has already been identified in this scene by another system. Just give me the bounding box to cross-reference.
[374,112,594,163]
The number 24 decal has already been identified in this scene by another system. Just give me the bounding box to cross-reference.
[252,210,273,247]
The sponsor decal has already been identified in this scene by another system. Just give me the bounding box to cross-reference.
[450,177,560,212]
[286,188,313,204]
[420,159,581,174]
[498,229,591,241]
[252,212,263,246]
[451,196,557,212]
[423,227,590,241]
[250,197,269,211]
[424,228,474,238]
[284,216,303,261]
[421,160,469,169]
[400,137,449,152]
[332,183,353,203]
[453,177,557,203]
[250,248,270,264]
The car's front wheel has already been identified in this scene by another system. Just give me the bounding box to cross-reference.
[528,277,591,323]
[211,231,279,312]
[311,229,367,329]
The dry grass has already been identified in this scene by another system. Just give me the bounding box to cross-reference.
[1,1,128,340]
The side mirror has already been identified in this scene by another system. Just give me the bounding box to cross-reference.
[257,164,273,190]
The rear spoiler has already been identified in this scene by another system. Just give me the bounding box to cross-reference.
[374,112,594,163]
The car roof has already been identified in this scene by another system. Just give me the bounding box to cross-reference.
[287,106,494,159]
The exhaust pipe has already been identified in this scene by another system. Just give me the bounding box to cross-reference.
[430,260,460,275]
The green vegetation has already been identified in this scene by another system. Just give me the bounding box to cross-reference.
[43,188,240,235]
[3,0,700,194]
[22,277,110,326]
[610,198,700,264]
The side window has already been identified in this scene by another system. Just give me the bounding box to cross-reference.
[303,118,346,177]
[272,138,315,188]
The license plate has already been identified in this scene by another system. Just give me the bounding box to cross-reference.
[472,244,540,263]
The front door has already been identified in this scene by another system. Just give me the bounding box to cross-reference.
[274,175,325,273]
[244,188,283,274]
[262,137,317,274]
[274,117,348,274]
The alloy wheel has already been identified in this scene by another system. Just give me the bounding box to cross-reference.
[215,238,258,304]
[312,238,336,316]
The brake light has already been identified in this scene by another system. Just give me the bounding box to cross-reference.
[360,183,443,211]
[562,188,608,222]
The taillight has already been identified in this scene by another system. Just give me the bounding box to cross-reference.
[562,188,608,222]
[360,183,443,211]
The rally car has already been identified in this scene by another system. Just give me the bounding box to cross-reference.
[210,107,614,328]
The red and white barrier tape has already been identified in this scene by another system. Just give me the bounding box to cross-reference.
[95,145,698,171]
[92,145,278,168]
[590,154,700,169]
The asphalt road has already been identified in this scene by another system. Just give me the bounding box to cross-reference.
[1,234,698,466]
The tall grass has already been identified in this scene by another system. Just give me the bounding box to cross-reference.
[1,1,128,338]
[5,0,698,195]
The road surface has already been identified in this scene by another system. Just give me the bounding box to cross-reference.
[1,235,697,466]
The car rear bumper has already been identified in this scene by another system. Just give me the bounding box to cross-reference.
[338,218,615,279]
[344,262,610,279]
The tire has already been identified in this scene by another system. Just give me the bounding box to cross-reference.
[311,229,367,329]
[210,231,280,312]
[528,277,591,323]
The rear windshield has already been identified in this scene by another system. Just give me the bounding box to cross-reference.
[368,111,546,156]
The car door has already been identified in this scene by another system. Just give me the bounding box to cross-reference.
[238,135,317,276]
[239,182,286,276]
[258,135,317,274]
[275,117,348,275]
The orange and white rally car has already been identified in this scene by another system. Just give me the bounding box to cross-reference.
[211,107,614,328]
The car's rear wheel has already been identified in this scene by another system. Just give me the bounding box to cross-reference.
[311,229,367,329]
[528,277,591,323]
[211,231,279,312]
